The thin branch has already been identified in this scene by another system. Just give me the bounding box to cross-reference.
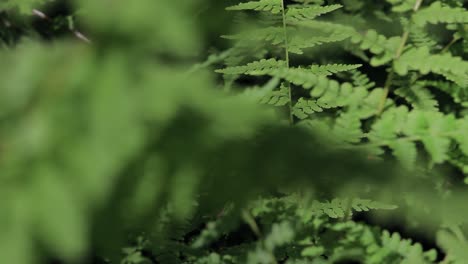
[377,0,424,115]
[280,0,294,125]
[32,9,91,44]
[441,36,461,53]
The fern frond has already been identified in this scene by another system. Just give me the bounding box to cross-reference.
[368,109,460,166]
[390,141,419,170]
[413,2,468,27]
[286,4,342,22]
[409,24,438,50]
[394,85,439,111]
[276,67,320,88]
[314,81,353,108]
[223,27,284,45]
[309,64,362,76]
[386,0,418,13]
[307,77,387,118]
[226,0,282,14]
[226,27,352,55]
[216,58,286,75]
[294,20,355,35]
[292,98,325,119]
[218,60,359,91]
[376,230,437,262]
[288,33,353,54]
[350,69,376,90]
[352,198,398,211]
[311,198,396,218]
[367,107,418,169]
[333,112,363,144]
[260,84,290,106]
[350,30,401,66]
[395,46,468,87]
[436,229,468,263]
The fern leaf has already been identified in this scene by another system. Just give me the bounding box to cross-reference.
[260,84,290,106]
[386,0,418,13]
[409,24,438,50]
[413,2,468,27]
[353,88,393,119]
[350,30,401,66]
[333,112,363,144]
[395,46,468,86]
[311,198,396,219]
[292,98,324,119]
[226,0,282,14]
[288,33,353,54]
[405,111,457,164]
[293,20,354,34]
[351,198,397,211]
[223,27,284,45]
[317,82,353,108]
[350,69,376,90]
[421,80,468,106]
[394,85,439,111]
[286,4,342,22]
[309,64,362,76]
[367,107,420,168]
[216,58,286,75]
[390,141,418,170]
[437,229,468,263]
[378,230,437,262]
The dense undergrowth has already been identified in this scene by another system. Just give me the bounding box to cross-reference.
[1,0,468,263]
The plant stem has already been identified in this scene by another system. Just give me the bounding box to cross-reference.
[242,210,262,238]
[242,210,279,264]
[32,9,91,44]
[377,0,423,115]
[413,0,424,11]
[441,36,461,53]
[449,225,467,243]
[280,0,294,125]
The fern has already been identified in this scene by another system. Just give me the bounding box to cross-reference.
[413,2,468,27]
[292,98,325,119]
[216,58,286,75]
[350,29,402,66]
[394,85,439,111]
[395,46,468,87]
[311,198,396,218]
[260,83,290,106]
[421,80,468,107]
[366,108,465,166]
[227,0,282,14]
[286,4,342,22]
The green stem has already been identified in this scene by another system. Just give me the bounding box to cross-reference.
[242,210,262,238]
[441,36,461,53]
[342,198,353,221]
[449,225,467,243]
[377,0,424,115]
[280,0,294,125]
[242,210,279,264]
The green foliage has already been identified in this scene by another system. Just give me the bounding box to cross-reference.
[2,0,468,263]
